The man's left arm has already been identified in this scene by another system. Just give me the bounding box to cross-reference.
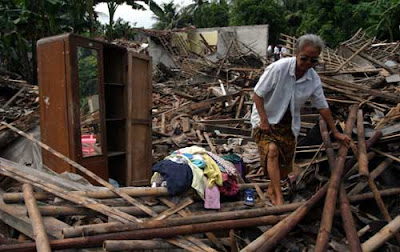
[310,78,351,145]
[319,108,350,145]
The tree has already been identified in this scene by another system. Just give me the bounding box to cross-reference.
[230,0,286,43]
[152,1,181,30]
[354,0,400,41]
[192,0,229,28]
[0,0,94,83]
[111,18,137,39]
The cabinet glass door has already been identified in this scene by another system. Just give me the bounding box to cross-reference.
[77,46,102,157]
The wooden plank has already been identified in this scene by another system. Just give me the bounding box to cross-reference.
[194,123,252,137]
[37,35,72,174]
[127,50,153,186]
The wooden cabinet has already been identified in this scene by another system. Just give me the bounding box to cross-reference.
[37,33,152,186]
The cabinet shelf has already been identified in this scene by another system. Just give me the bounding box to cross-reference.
[105,82,125,87]
[108,151,126,157]
[106,118,126,122]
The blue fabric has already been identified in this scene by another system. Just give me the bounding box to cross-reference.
[152,160,193,196]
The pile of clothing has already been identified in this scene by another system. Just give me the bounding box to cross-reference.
[152,146,243,209]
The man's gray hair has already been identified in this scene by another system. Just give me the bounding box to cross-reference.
[295,34,325,54]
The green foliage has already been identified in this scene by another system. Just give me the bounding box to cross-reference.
[193,1,229,28]
[109,18,137,39]
[77,46,99,114]
[152,1,181,29]
[0,0,93,83]
[230,0,286,43]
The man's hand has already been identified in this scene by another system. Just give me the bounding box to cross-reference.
[260,119,273,134]
[333,131,351,147]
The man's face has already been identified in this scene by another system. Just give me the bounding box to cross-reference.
[296,44,320,73]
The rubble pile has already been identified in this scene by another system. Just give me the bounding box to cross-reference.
[0,74,39,150]
[0,29,400,251]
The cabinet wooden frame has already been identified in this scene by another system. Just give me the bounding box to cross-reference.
[37,33,152,186]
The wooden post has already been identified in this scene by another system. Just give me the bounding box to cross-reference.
[339,184,362,252]
[361,215,400,252]
[315,105,358,252]
[22,184,51,252]
[357,109,369,180]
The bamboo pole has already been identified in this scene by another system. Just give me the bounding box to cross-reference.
[230,229,239,252]
[58,187,400,238]
[345,152,375,179]
[319,118,336,169]
[367,177,400,242]
[4,183,268,203]
[339,184,362,252]
[159,198,227,252]
[103,238,231,251]
[361,215,400,252]
[357,109,369,180]
[241,183,329,252]
[0,122,155,217]
[62,202,297,238]
[315,105,358,252]
[37,205,168,217]
[0,215,285,252]
[349,187,400,202]
[22,184,51,252]
[0,161,140,224]
[349,158,393,196]
[343,130,382,173]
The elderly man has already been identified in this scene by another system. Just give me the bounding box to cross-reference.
[251,34,350,205]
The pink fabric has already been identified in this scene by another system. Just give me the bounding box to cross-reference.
[219,173,239,196]
[204,183,220,209]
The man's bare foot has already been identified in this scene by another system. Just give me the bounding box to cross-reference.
[275,194,284,206]
[266,189,277,205]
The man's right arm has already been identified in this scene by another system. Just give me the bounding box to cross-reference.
[253,94,272,132]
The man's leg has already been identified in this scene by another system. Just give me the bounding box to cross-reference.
[267,142,283,205]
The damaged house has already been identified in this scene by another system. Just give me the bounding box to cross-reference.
[0,26,400,251]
